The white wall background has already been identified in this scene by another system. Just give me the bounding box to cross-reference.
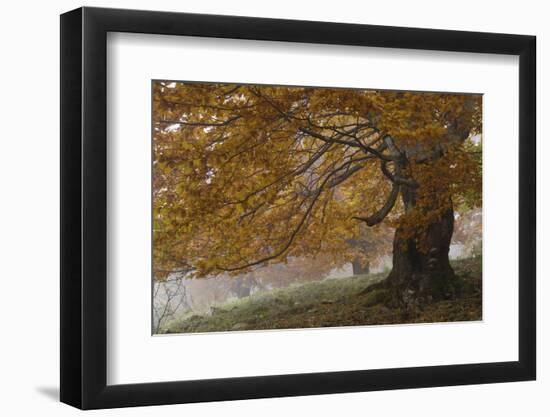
[0,0,545,415]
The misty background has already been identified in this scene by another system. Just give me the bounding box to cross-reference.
[153,208,481,333]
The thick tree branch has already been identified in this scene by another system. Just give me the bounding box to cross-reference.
[155,115,241,127]
[381,160,418,188]
[353,184,400,226]
[298,127,362,149]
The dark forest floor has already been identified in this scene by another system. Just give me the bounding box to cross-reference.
[163,257,482,334]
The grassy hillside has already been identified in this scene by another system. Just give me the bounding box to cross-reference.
[162,257,482,334]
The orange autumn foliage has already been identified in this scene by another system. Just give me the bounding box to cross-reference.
[152,82,481,279]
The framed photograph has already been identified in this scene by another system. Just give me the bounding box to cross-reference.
[60,6,536,409]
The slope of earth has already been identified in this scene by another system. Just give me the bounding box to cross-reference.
[162,257,482,334]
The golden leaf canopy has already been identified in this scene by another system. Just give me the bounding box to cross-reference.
[153,82,482,279]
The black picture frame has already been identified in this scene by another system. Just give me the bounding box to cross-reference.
[60,6,536,410]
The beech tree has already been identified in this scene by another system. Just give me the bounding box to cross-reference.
[153,82,482,304]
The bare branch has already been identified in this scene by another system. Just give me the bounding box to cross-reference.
[216,159,353,272]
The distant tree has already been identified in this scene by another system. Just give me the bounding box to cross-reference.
[153,82,481,304]
[347,222,394,275]
[452,208,482,257]
[256,255,342,288]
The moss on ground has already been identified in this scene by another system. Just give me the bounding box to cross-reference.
[163,257,482,334]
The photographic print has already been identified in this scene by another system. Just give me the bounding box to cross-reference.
[152,81,482,335]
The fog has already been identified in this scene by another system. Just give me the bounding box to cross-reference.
[153,208,481,333]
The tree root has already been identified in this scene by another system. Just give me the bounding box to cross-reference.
[359,273,464,311]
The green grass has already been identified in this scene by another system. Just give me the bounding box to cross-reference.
[162,257,482,334]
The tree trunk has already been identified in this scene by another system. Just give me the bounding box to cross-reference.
[352,259,370,275]
[387,209,456,304]
[232,276,252,298]
[385,193,457,306]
